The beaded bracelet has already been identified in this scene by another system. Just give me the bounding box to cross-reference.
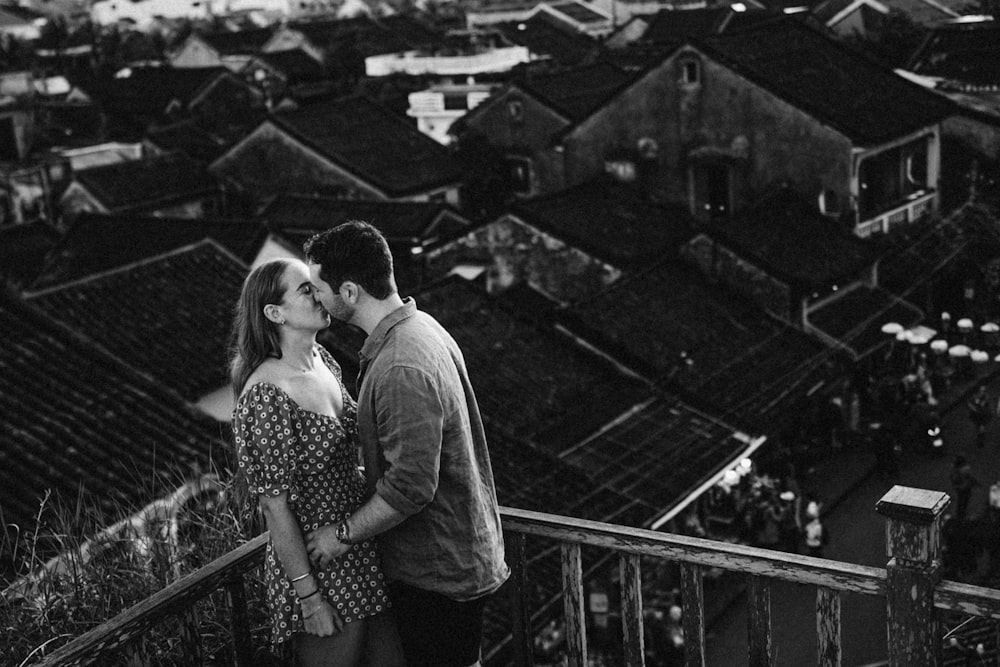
[289,571,312,584]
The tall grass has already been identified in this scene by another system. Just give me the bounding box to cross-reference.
[1,472,281,666]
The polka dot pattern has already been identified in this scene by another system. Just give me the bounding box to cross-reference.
[233,348,389,645]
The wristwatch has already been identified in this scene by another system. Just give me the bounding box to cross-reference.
[336,519,354,545]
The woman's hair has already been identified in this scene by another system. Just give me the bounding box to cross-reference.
[229,259,291,397]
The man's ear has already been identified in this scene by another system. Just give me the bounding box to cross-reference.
[341,281,361,303]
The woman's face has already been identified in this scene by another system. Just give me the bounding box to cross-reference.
[274,260,331,333]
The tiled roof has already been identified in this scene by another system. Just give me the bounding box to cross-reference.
[811,0,862,24]
[879,0,958,25]
[496,14,599,65]
[374,15,445,48]
[269,96,463,196]
[707,186,877,290]
[89,66,231,117]
[563,260,829,427]
[36,101,105,148]
[146,120,228,163]
[71,152,219,212]
[909,21,1000,86]
[489,425,648,525]
[700,17,955,145]
[29,212,268,291]
[512,176,695,269]
[0,222,59,289]
[641,6,736,43]
[26,240,248,401]
[560,397,748,518]
[547,0,608,23]
[414,278,652,453]
[254,49,328,82]
[0,295,227,548]
[285,16,416,57]
[200,27,274,55]
[807,285,924,358]
[518,61,635,121]
[259,195,467,244]
[0,4,45,26]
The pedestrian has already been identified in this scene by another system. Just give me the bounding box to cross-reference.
[302,221,510,667]
[803,500,828,558]
[967,384,992,448]
[950,455,981,521]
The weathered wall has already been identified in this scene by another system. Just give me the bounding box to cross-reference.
[424,215,621,303]
[461,87,569,194]
[562,47,856,213]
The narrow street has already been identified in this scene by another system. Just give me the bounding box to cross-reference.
[706,371,1000,666]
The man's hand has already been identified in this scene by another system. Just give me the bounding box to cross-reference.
[306,525,351,568]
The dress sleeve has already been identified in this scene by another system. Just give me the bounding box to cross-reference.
[233,383,299,498]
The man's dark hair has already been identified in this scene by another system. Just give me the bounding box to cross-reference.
[303,220,396,299]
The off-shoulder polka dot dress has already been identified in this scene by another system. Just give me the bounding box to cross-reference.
[233,349,389,646]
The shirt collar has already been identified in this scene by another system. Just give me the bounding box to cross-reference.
[360,297,417,362]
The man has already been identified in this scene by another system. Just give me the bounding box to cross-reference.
[302,221,509,667]
[951,454,980,521]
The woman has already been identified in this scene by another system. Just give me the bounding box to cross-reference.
[230,258,401,666]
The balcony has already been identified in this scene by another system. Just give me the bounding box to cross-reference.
[856,190,937,239]
[28,485,1000,667]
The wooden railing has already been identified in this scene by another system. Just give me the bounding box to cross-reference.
[32,485,1000,667]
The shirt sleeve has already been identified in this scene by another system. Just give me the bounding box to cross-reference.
[373,365,444,516]
[233,384,298,498]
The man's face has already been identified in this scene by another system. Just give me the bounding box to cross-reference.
[308,262,354,323]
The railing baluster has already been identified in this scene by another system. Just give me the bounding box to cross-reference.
[748,575,774,666]
[561,542,587,667]
[619,553,644,666]
[507,531,533,667]
[816,586,841,667]
[226,575,253,667]
[680,562,706,667]
[178,606,203,665]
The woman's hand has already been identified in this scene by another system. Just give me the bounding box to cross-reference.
[301,595,344,636]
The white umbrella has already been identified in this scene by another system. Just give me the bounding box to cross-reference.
[949,344,971,357]
[930,339,949,353]
[881,322,903,335]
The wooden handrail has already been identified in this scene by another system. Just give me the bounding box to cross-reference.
[29,492,1000,667]
[35,533,269,667]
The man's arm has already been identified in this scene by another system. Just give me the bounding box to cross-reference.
[307,493,406,568]
[308,366,443,566]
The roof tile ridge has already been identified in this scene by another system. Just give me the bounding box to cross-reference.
[22,238,244,299]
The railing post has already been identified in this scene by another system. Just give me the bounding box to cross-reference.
[507,531,533,667]
[225,575,253,667]
[876,485,950,667]
[561,543,587,667]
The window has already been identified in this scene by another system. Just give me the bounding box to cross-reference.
[680,57,700,85]
[691,162,730,219]
[505,156,532,194]
[819,189,840,216]
[507,98,524,122]
[905,142,928,190]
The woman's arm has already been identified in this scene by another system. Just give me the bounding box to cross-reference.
[259,493,343,636]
